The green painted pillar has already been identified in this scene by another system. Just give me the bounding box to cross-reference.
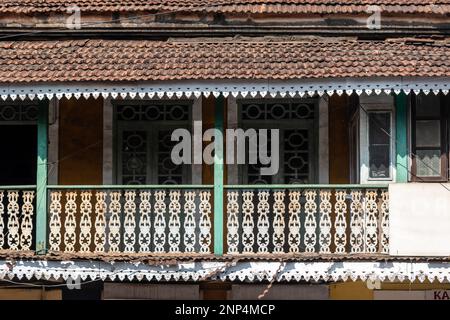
[214,95,224,255]
[395,92,408,183]
[36,99,48,254]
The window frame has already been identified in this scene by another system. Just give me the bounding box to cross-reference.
[410,93,449,182]
[358,93,396,184]
[366,110,394,181]
[349,108,360,184]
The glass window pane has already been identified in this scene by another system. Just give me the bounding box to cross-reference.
[369,113,390,145]
[368,112,391,179]
[416,120,441,148]
[369,145,390,178]
[416,94,441,118]
[122,130,147,185]
[416,149,442,177]
[284,129,310,184]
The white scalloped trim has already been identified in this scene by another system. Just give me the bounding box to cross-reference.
[0,77,449,101]
[1,260,450,283]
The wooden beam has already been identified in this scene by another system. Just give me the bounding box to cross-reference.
[36,99,48,254]
[213,96,224,255]
[395,92,408,182]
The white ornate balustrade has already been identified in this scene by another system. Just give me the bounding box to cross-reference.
[0,188,36,251]
[226,186,389,255]
[1,185,390,256]
[47,186,213,254]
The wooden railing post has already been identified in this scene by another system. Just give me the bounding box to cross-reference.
[213,95,224,255]
[36,99,48,254]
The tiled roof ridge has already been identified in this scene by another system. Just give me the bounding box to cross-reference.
[0,0,449,14]
[166,35,360,43]
[167,35,450,43]
[1,36,449,46]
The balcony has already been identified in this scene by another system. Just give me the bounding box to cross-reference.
[225,185,389,255]
[0,184,389,256]
[47,185,214,254]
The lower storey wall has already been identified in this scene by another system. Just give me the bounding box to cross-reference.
[0,281,450,300]
[0,288,61,300]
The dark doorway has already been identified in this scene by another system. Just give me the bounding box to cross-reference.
[0,125,37,185]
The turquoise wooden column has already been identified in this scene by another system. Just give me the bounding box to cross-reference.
[395,92,408,182]
[214,95,224,255]
[36,99,48,254]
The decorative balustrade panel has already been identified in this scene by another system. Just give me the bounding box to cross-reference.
[225,187,389,254]
[0,189,36,251]
[48,188,213,254]
[1,186,390,255]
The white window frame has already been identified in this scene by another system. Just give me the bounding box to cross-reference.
[103,97,202,185]
[227,96,329,184]
[359,93,396,184]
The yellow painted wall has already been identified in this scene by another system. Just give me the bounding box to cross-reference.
[328,94,351,184]
[0,288,62,300]
[59,97,103,185]
[381,281,450,290]
[330,280,450,300]
[329,281,374,300]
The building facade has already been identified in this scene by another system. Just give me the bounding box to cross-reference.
[0,0,450,300]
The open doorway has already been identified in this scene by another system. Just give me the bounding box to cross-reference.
[0,124,37,185]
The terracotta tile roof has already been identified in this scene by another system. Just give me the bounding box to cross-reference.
[0,38,449,83]
[0,0,449,14]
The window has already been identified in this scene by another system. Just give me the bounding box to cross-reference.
[238,99,317,184]
[368,112,391,179]
[411,93,448,181]
[114,101,192,185]
[358,93,395,184]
